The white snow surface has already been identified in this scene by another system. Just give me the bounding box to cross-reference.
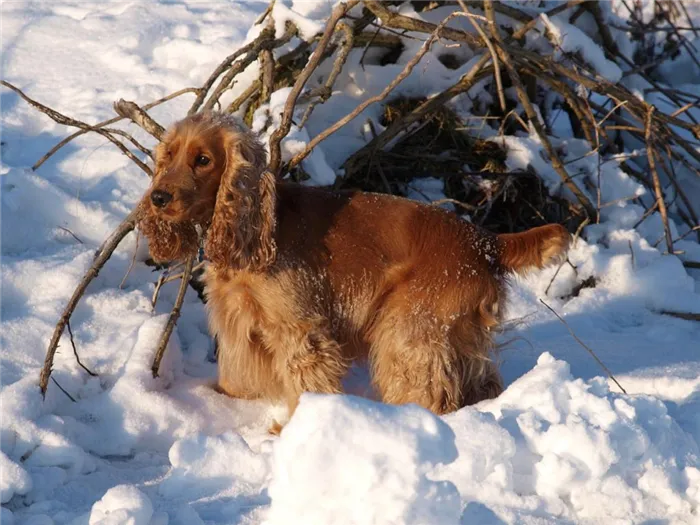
[2,1,700,524]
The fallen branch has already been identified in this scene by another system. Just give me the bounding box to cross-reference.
[645,107,674,255]
[540,299,627,394]
[1,81,152,176]
[33,87,198,171]
[40,207,140,397]
[151,256,195,378]
[201,23,297,112]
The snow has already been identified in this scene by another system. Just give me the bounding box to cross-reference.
[2,1,700,524]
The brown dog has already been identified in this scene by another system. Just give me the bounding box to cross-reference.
[139,112,570,427]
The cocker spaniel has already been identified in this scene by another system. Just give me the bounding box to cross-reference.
[138,112,570,429]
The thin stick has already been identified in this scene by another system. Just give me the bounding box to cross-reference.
[151,261,206,309]
[365,1,482,48]
[120,231,140,290]
[540,299,626,394]
[645,107,674,255]
[285,9,466,175]
[66,321,97,377]
[151,256,194,378]
[268,0,360,175]
[58,226,84,244]
[458,0,506,113]
[33,87,197,171]
[430,198,477,212]
[39,208,140,396]
[51,377,77,403]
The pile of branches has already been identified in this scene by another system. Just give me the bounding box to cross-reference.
[3,0,698,398]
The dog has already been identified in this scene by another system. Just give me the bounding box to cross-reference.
[138,112,570,430]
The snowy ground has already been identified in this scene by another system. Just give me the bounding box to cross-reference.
[2,1,700,524]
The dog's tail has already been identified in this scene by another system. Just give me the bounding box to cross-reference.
[496,224,570,274]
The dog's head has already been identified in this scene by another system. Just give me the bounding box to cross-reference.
[138,112,277,270]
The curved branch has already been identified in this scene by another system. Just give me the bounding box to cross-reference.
[40,208,140,396]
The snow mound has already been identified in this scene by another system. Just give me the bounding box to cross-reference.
[265,394,461,525]
[89,485,153,525]
[441,353,700,522]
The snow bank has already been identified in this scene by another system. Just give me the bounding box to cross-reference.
[260,356,699,524]
[265,394,460,525]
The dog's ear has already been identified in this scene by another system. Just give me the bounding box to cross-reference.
[205,129,277,271]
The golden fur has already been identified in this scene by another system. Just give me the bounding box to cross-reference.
[138,112,571,429]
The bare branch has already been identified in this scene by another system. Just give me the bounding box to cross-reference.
[40,208,140,396]
[540,299,627,394]
[33,87,198,171]
[113,100,165,140]
[1,81,153,176]
[645,107,674,255]
[151,256,195,378]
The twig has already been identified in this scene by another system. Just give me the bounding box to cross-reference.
[645,107,674,255]
[365,1,482,49]
[151,261,206,309]
[33,87,198,171]
[268,0,360,176]
[113,100,165,140]
[66,321,97,377]
[539,299,627,394]
[51,377,77,403]
[151,256,194,378]
[120,231,140,290]
[457,0,506,113]
[58,226,84,244]
[629,240,635,270]
[39,208,140,396]
[255,0,275,26]
[285,8,467,175]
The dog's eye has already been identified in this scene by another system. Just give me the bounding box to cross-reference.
[195,155,210,167]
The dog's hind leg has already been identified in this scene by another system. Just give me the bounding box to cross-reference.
[266,317,348,428]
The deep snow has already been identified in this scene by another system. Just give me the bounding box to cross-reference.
[2,1,700,524]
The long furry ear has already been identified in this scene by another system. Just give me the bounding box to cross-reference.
[205,129,277,271]
[138,197,199,263]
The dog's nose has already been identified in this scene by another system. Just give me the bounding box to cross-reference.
[150,190,172,208]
